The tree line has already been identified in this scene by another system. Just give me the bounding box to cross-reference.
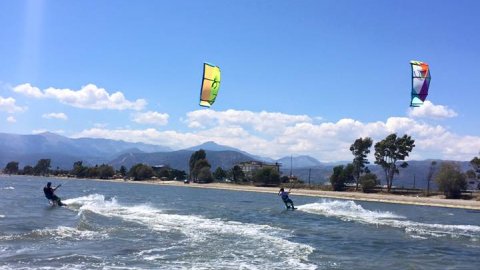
[330,133,479,198]
[2,159,187,181]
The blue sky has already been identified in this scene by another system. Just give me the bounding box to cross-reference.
[0,0,479,161]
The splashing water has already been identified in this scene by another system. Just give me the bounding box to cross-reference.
[298,200,480,240]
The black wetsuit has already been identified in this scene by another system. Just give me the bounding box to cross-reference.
[43,186,64,206]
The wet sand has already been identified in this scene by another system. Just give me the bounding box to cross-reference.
[125,180,480,210]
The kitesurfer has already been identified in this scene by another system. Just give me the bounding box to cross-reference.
[43,182,66,206]
[278,187,295,209]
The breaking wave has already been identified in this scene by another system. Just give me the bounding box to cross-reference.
[298,200,480,240]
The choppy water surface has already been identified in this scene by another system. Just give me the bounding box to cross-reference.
[1,175,479,269]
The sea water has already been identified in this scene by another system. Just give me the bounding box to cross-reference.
[1,175,479,269]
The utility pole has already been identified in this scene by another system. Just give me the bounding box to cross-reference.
[308,168,311,186]
[427,161,437,196]
[290,155,293,177]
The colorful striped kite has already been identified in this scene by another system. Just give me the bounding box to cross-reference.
[410,61,431,107]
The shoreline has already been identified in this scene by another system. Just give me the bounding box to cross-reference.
[3,174,480,210]
[114,179,480,210]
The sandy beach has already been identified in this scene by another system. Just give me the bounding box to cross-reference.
[115,179,480,210]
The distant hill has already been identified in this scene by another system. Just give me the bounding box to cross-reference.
[185,141,274,163]
[277,155,323,169]
[109,150,255,171]
[0,132,170,169]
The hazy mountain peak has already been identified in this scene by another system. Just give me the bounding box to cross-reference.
[277,155,322,168]
[186,141,239,152]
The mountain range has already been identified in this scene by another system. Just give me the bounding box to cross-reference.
[0,132,475,189]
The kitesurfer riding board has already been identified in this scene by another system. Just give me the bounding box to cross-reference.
[43,182,67,207]
[278,187,295,210]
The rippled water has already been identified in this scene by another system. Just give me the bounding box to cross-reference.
[1,175,479,269]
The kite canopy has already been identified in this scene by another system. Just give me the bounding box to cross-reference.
[200,63,221,107]
[410,60,431,107]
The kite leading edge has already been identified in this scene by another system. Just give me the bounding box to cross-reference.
[200,63,221,107]
[410,60,431,107]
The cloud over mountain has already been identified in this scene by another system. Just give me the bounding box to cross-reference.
[74,109,480,162]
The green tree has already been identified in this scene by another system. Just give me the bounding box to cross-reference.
[329,164,354,191]
[230,165,245,183]
[470,156,480,179]
[189,149,206,179]
[197,167,213,183]
[23,165,34,175]
[350,137,373,191]
[213,167,227,181]
[155,166,171,179]
[374,134,415,192]
[435,162,467,199]
[359,173,378,193]
[72,161,88,178]
[129,163,154,180]
[119,165,127,177]
[253,167,280,186]
[170,169,187,180]
[33,159,51,176]
[193,159,211,181]
[471,156,480,173]
[466,170,477,179]
[4,161,19,175]
[86,165,99,178]
[97,164,115,179]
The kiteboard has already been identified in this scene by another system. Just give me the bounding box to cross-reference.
[48,200,67,207]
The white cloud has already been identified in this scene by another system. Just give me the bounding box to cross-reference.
[42,112,68,120]
[186,109,312,134]
[13,83,146,110]
[0,96,26,113]
[72,110,480,162]
[132,111,169,125]
[6,116,16,123]
[13,83,44,98]
[407,101,458,119]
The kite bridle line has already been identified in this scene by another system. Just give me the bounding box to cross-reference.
[289,179,298,193]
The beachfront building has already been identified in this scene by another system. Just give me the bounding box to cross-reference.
[237,161,281,179]
[467,177,480,190]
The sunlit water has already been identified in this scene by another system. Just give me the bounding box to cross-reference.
[1,175,479,269]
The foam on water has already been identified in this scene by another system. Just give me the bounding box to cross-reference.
[64,194,316,269]
[1,186,14,190]
[0,225,107,242]
[298,199,480,239]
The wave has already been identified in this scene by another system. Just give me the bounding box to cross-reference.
[0,225,107,242]
[298,200,480,240]
[1,186,14,190]
[64,194,316,269]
